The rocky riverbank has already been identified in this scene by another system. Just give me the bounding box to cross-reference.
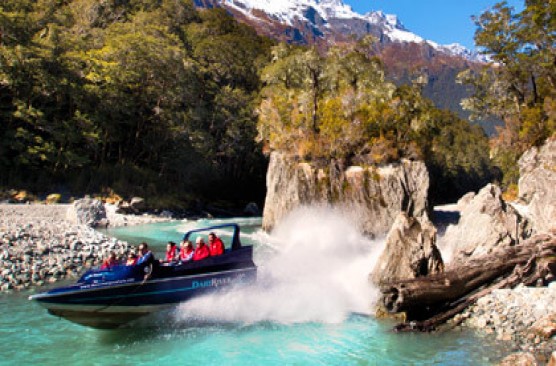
[0,203,168,292]
[456,283,556,365]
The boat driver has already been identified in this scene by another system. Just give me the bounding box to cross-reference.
[136,242,155,266]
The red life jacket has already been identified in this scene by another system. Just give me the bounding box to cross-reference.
[209,238,224,256]
[179,247,194,261]
[165,247,178,261]
[101,257,118,269]
[193,245,210,261]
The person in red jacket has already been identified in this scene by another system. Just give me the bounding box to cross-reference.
[179,240,194,262]
[208,232,225,256]
[125,252,138,266]
[100,252,119,269]
[164,241,178,262]
[193,237,210,261]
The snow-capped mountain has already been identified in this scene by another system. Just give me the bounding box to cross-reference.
[194,0,488,63]
[194,0,492,130]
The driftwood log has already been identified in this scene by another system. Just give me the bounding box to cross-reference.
[378,233,556,332]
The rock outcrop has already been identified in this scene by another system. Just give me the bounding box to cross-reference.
[71,197,108,228]
[440,184,531,263]
[262,152,429,236]
[518,137,556,234]
[370,213,444,284]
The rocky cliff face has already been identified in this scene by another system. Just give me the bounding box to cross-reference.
[262,152,429,236]
[518,137,556,234]
[370,213,444,284]
[440,184,531,263]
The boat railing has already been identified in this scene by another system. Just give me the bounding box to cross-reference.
[182,223,242,250]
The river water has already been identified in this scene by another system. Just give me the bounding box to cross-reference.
[0,208,508,365]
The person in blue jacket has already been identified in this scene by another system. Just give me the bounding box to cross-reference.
[137,242,155,266]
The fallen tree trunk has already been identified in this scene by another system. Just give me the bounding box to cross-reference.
[378,232,556,332]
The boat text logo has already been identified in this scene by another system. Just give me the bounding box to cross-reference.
[191,273,248,289]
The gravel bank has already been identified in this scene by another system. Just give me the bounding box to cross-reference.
[0,204,134,292]
[457,283,556,364]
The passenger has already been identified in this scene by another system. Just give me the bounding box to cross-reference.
[100,251,119,269]
[164,241,178,263]
[208,232,225,256]
[126,252,138,266]
[192,237,210,261]
[136,242,155,266]
[179,240,194,262]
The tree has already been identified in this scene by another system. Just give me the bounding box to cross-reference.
[0,0,271,206]
[459,0,555,185]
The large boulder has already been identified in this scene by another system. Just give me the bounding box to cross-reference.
[262,152,429,236]
[72,197,107,227]
[518,137,556,234]
[370,212,444,284]
[441,184,531,263]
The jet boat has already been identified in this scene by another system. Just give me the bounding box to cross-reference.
[29,223,256,329]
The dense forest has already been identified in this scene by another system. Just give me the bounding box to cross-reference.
[0,0,553,208]
[0,0,272,208]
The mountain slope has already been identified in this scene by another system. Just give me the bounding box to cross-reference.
[194,0,488,62]
[194,0,498,132]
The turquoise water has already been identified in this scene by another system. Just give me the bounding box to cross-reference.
[1,212,509,365]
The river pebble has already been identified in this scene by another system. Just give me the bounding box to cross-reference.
[0,204,133,292]
[461,283,556,364]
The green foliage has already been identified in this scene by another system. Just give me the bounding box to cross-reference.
[0,0,271,204]
[0,0,503,206]
[258,42,496,202]
[423,110,495,203]
[459,0,556,186]
[258,43,396,160]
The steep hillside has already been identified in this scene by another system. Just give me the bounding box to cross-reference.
[194,0,498,133]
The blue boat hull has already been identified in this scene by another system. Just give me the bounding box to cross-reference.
[30,234,257,329]
[31,266,256,329]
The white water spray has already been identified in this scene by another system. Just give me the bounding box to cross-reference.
[173,206,385,325]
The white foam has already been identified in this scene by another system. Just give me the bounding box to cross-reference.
[173,206,384,325]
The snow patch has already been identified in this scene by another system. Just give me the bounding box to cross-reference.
[212,0,489,63]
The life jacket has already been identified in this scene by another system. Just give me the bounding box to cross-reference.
[165,247,178,261]
[100,257,118,269]
[209,238,224,256]
[180,247,194,261]
[193,245,210,261]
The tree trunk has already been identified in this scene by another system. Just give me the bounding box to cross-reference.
[378,232,556,331]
